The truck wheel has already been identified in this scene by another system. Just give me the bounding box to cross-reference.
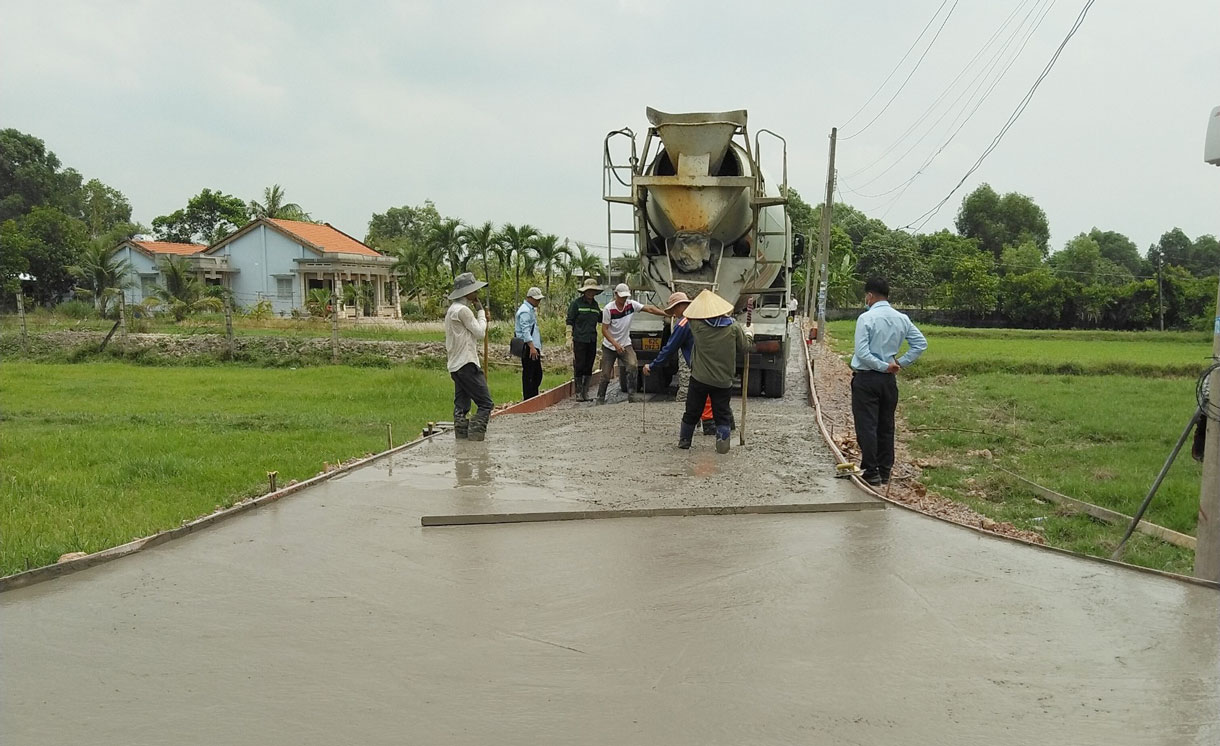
[763,366,786,398]
[746,369,763,398]
[641,367,667,393]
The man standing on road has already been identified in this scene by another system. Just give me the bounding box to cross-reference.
[850,277,927,486]
[516,286,545,400]
[681,290,752,454]
[566,279,602,401]
[444,272,493,442]
[596,282,665,404]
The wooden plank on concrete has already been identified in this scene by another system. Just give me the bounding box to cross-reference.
[421,500,885,527]
[996,467,1196,551]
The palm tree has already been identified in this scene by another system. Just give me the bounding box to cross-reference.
[150,255,223,321]
[570,242,606,284]
[427,218,467,277]
[498,223,540,302]
[69,242,134,315]
[459,221,500,283]
[610,251,642,287]
[248,184,310,221]
[532,234,573,304]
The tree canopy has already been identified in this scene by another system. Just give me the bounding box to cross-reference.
[152,188,249,244]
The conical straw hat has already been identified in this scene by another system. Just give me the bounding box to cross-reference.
[682,289,734,319]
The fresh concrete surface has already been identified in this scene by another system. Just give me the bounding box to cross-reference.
[3,346,1217,744]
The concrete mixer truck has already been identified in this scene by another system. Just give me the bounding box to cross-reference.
[602,108,799,397]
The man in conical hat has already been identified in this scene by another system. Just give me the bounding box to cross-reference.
[680,290,752,454]
[444,272,493,441]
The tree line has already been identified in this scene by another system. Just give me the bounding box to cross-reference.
[3,126,1215,330]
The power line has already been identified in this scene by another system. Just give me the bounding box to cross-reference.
[840,0,960,140]
[901,0,1097,233]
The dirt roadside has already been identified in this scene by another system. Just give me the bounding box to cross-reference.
[806,334,1046,544]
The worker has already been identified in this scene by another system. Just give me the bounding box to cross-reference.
[566,278,602,401]
[642,291,728,435]
[444,272,493,441]
[515,286,545,400]
[850,277,927,486]
[680,290,752,454]
[596,283,665,404]
[787,297,799,323]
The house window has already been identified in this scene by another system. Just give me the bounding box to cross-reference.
[276,278,294,300]
[141,276,157,296]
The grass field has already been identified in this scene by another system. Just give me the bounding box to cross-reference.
[825,320,1210,573]
[0,362,563,575]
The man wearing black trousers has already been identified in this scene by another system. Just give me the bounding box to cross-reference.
[515,286,545,399]
[850,277,927,486]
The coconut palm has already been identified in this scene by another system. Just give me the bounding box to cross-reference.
[69,242,134,315]
[248,184,310,221]
[497,223,540,302]
[610,251,642,287]
[570,242,606,284]
[459,221,500,283]
[149,255,224,321]
[427,218,467,277]
[532,234,573,304]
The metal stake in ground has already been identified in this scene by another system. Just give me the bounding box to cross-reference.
[1113,406,1203,560]
[740,297,754,446]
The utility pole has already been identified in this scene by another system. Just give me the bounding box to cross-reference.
[117,293,128,350]
[815,127,837,345]
[1157,258,1165,332]
[1196,277,1220,581]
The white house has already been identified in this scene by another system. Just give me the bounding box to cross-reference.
[203,219,399,319]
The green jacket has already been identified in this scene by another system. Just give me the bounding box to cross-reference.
[566,296,602,343]
[688,317,747,389]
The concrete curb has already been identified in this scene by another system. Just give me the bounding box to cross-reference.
[0,381,577,594]
[800,332,1219,591]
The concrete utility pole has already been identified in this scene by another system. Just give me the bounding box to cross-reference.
[815,127,837,345]
[224,300,235,357]
[1157,259,1165,332]
[330,293,340,364]
[1195,283,1220,581]
[16,289,28,354]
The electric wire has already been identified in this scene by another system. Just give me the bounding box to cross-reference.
[901,0,1097,233]
[840,0,961,140]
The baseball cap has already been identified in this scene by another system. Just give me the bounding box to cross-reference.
[526,287,545,300]
[614,283,631,298]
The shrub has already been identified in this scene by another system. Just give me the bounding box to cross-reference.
[56,300,96,319]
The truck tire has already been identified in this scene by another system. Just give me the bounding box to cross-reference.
[746,368,763,398]
[641,367,668,393]
[763,365,786,398]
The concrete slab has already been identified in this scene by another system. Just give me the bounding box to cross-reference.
[2,348,1217,744]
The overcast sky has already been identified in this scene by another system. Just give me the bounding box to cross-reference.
[3,0,1217,260]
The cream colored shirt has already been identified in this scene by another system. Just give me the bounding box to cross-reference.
[444,301,487,372]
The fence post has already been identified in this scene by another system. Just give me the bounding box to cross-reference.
[117,293,128,350]
[16,289,28,354]
[330,293,340,364]
[224,300,235,357]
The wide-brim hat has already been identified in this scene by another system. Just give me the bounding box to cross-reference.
[683,289,734,319]
[579,279,603,292]
[663,291,692,311]
[448,272,487,300]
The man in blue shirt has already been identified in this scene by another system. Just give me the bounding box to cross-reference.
[850,277,927,486]
[515,287,545,399]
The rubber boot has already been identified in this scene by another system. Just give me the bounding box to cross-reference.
[678,421,696,450]
[596,378,608,404]
[572,376,584,401]
[468,412,489,442]
[626,371,638,403]
[454,415,469,440]
[701,420,716,436]
[715,424,732,454]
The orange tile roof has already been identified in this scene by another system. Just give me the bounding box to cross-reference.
[268,219,382,257]
[132,240,208,256]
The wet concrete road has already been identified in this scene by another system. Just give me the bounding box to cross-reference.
[3,353,1218,744]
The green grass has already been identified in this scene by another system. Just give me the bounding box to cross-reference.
[824,319,1207,573]
[0,362,564,575]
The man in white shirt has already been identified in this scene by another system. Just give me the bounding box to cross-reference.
[444,272,493,441]
[596,282,665,404]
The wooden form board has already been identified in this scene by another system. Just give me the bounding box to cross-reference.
[421,500,885,527]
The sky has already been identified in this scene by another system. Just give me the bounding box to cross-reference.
[2,0,1217,261]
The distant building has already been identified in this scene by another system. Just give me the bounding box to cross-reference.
[114,239,213,306]
[203,219,399,319]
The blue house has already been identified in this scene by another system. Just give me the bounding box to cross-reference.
[203,218,399,318]
[114,239,222,306]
